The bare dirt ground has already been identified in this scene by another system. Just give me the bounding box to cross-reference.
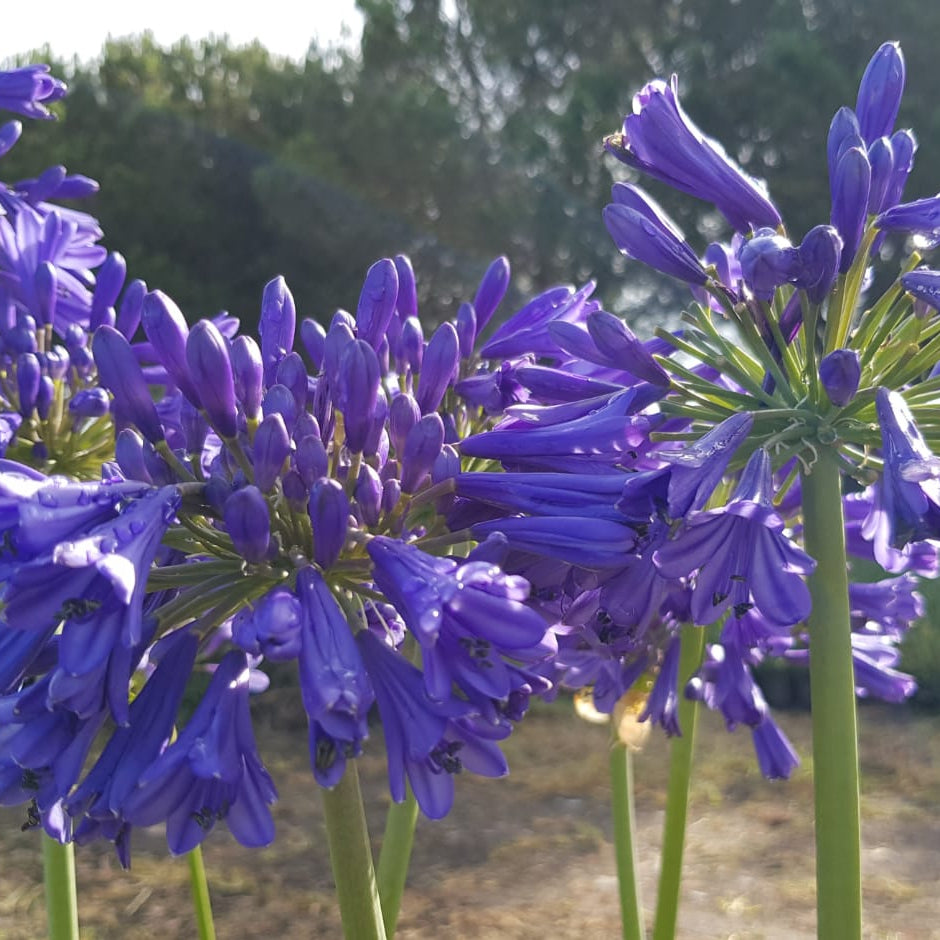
[1,694,938,939]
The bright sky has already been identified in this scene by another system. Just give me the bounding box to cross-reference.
[0,0,364,65]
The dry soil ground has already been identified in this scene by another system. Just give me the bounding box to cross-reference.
[1,693,938,939]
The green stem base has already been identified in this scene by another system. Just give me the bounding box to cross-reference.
[610,740,645,940]
[652,625,705,940]
[42,836,78,940]
[801,447,862,938]
[187,845,217,940]
[377,788,419,938]
[321,762,388,940]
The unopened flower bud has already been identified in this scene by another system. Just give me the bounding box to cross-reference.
[224,486,271,563]
[819,349,861,407]
[186,320,237,439]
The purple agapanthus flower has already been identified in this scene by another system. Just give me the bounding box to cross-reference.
[0,66,67,120]
[867,388,940,549]
[654,449,816,627]
[367,536,553,704]
[121,651,277,856]
[356,630,508,819]
[295,566,374,787]
[604,75,781,232]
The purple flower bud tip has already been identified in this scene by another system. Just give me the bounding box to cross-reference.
[856,42,905,146]
[309,478,349,569]
[739,229,802,299]
[416,322,459,415]
[819,349,861,407]
[16,353,41,417]
[252,413,292,492]
[473,256,511,330]
[142,290,202,407]
[300,318,326,371]
[401,413,445,493]
[224,486,271,563]
[604,186,708,286]
[796,225,842,303]
[394,254,418,319]
[186,320,238,439]
[830,146,871,271]
[260,275,296,382]
[93,326,165,444]
[231,335,264,420]
[356,258,399,350]
[338,340,380,453]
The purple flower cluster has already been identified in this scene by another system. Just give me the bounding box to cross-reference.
[439,39,938,779]
[0,65,119,477]
[0,239,570,862]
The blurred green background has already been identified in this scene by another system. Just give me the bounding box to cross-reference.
[4,0,940,706]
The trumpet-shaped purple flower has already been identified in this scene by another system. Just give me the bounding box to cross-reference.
[296,567,373,787]
[867,388,940,549]
[751,716,800,780]
[480,282,597,361]
[604,75,781,232]
[3,485,180,720]
[122,651,277,856]
[471,514,637,570]
[454,471,628,521]
[638,635,682,736]
[654,449,815,626]
[460,388,654,474]
[367,536,552,703]
[0,65,66,120]
[356,630,507,819]
[618,412,753,522]
[66,631,198,867]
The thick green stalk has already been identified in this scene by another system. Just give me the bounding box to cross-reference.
[321,762,388,940]
[42,837,78,940]
[652,625,705,940]
[801,447,862,939]
[187,846,217,940]
[376,788,419,937]
[610,739,646,940]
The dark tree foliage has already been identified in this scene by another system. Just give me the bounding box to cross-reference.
[3,1,938,328]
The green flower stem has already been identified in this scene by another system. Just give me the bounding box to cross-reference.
[187,846,217,940]
[652,625,705,940]
[610,738,646,940]
[801,446,862,939]
[376,787,419,937]
[321,762,388,940]
[42,836,78,940]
